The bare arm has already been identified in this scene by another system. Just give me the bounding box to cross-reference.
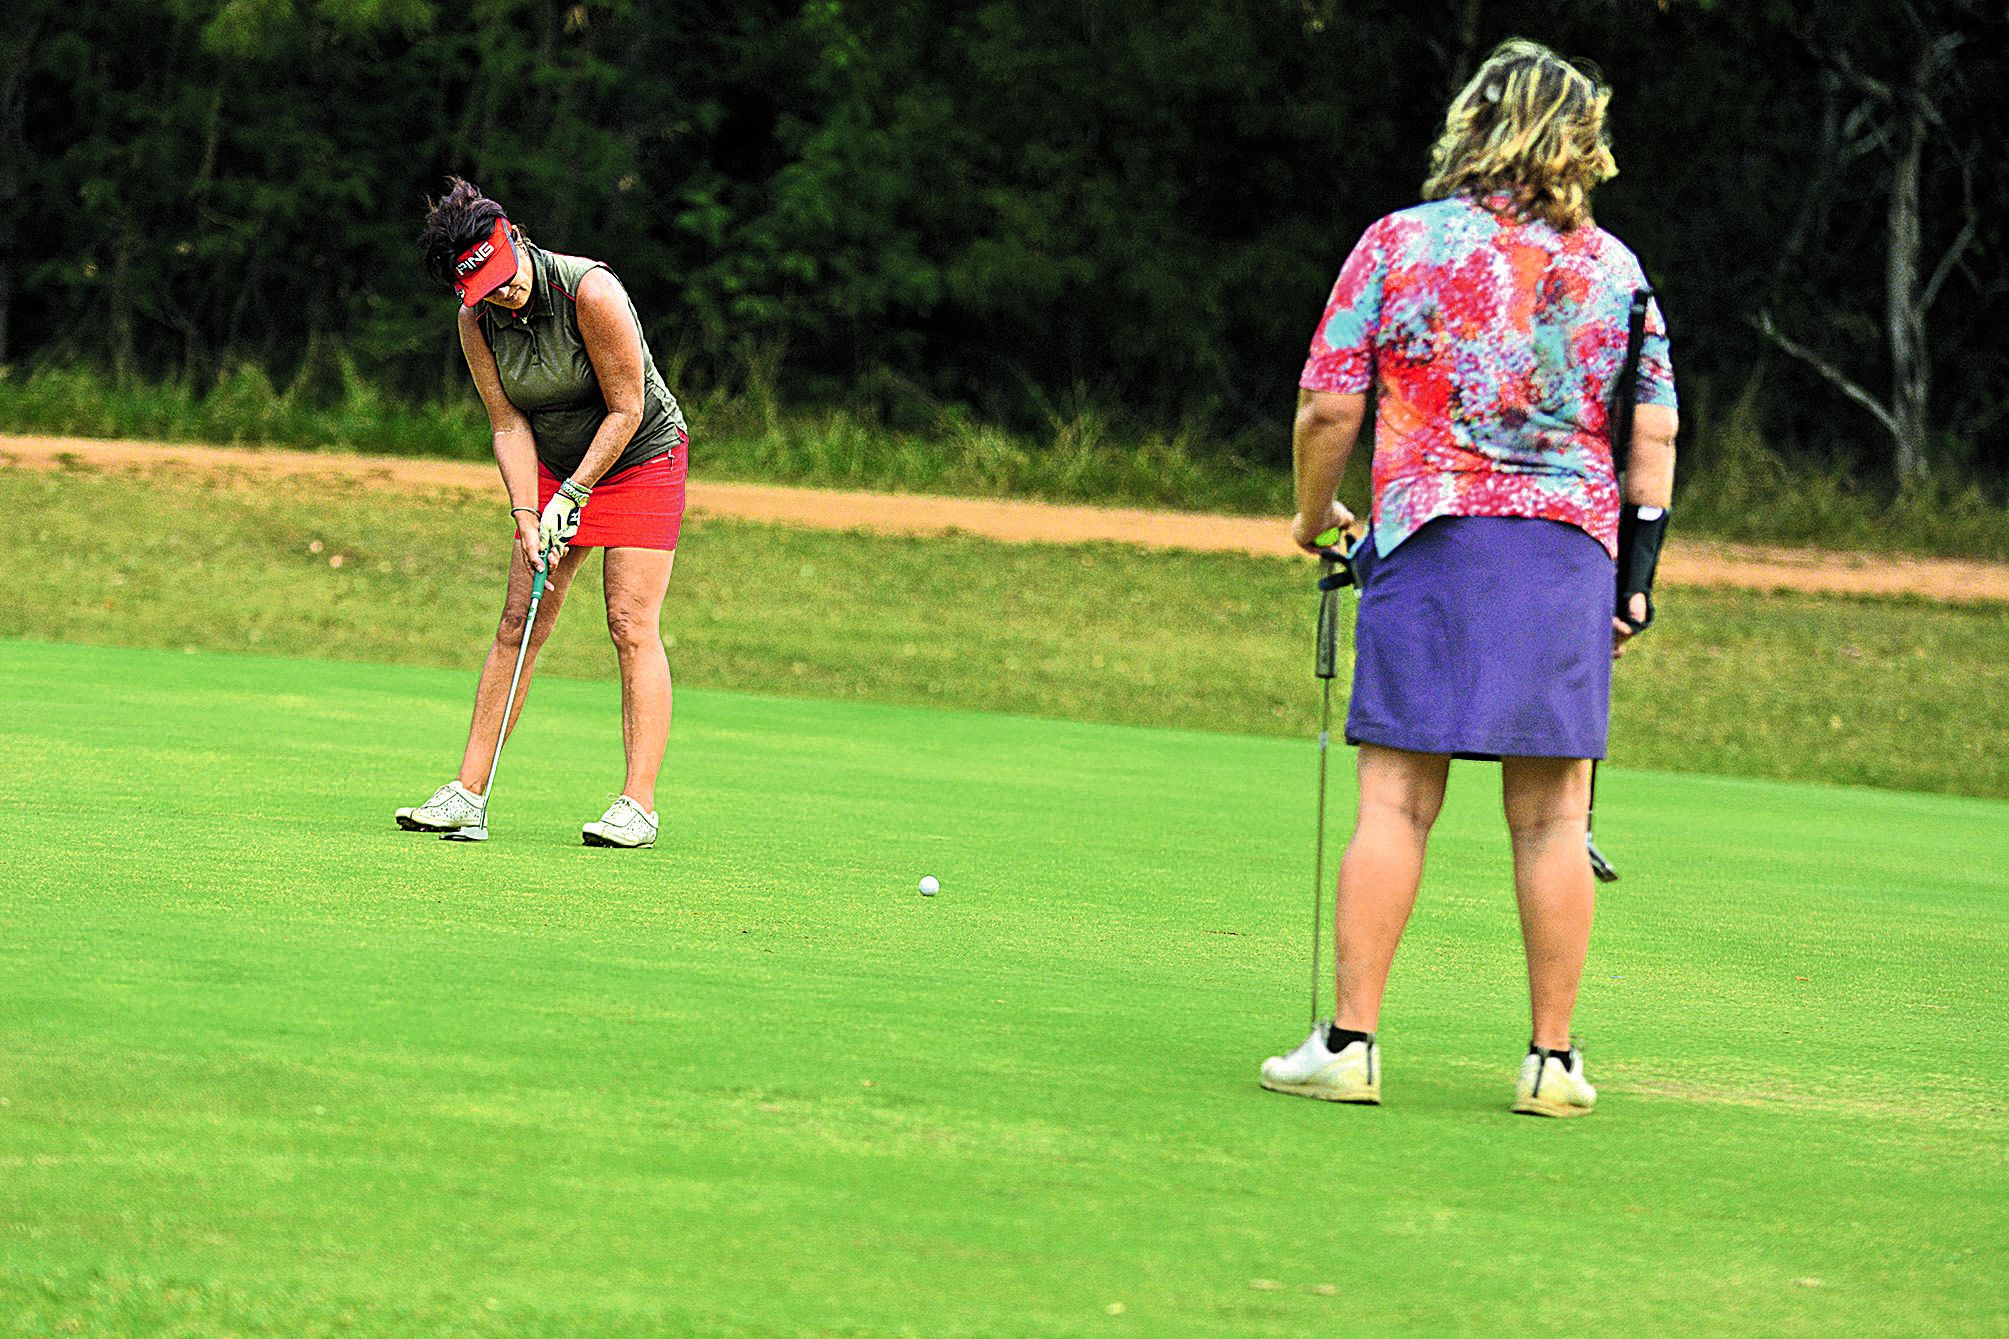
[458,307,540,509]
[1291,390,1368,551]
[567,268,647,488]
[1624,403,1677,509]
[1611,402,1679,656]
[458,308,546,571]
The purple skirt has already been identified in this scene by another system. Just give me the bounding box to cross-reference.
[1345,516,1614,760]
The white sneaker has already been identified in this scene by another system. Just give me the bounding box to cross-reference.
[1513,1046,1597,1118]
[1259,1025,1381,1104]
[395,780,485,833]
[582,795,658,849]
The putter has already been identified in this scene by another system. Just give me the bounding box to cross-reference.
[443,550,551,843]
[1305,527,1356,1030]
[1587,759,1618,882]
[1589,287,1653,883]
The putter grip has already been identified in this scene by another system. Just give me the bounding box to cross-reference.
[1314,567,1341,679]
[530,565,549,601]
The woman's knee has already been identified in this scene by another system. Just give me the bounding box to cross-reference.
[1356,747,1449,831]
[496,602,531,649]
[605,603,662,655]
[498,597,561,650]
[1360,787,1445,834]
[1502,758,1590,837]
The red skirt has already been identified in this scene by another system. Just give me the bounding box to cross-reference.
[537,441,688,551]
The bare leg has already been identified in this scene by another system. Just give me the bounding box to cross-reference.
[601,546,677,811]
[1502,756,1596,1051]
[1331,744,1450,1032]
[455,544,587,794]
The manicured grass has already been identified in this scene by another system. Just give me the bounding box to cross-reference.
[1,641,2004,1337]
[5,462,2005,797]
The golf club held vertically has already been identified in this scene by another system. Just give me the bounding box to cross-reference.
[1307,527,1354,1030]
[444,550,550,843]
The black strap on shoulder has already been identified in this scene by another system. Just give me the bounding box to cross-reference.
[1610,287,1653,477]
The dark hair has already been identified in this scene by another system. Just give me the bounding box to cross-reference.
[417,177,515,286]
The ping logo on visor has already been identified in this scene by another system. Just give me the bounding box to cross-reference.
[453,217,520,307]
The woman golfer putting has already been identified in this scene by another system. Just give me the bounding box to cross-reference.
[1259,40,1679,1116]
[394,178,688,848]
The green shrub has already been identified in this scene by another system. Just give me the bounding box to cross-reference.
[1679,380,2009,559]
[1,359,2002,560]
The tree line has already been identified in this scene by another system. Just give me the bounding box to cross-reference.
[2,0,2002,484]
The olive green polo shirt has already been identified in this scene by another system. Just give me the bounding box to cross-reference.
[479,242,686,480]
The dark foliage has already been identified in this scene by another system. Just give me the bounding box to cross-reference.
[3,0,2003,480]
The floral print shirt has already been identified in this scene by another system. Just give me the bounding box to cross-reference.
[1301,194,1676,557]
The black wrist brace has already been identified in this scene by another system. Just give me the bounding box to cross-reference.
[1616,506,1670,632]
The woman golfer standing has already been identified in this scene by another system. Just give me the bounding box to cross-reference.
[1260,40,1678,1116]
[394,178,689,848]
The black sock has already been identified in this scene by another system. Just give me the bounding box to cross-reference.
[1529,1043,1575,1068]
[1327,1025,1374,1051]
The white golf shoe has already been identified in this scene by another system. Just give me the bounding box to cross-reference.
[395,780,486,834]
[1513,1046,1597,1118]
[582,795,658,849]
[1259,1026,1381,1104]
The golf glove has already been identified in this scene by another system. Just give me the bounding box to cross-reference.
[538,478,591,559]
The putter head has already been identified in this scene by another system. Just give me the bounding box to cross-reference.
[1586,834,1619,883]
[441,825,490,843]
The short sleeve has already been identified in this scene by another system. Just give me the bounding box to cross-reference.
[1300,218,1390,395]
[1635,295,1677,409]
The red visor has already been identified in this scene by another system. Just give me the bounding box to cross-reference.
[452,217,520,307]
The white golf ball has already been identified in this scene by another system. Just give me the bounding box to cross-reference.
[918,876,939,896]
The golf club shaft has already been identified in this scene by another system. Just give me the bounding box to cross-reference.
[1309,675,1333,1032]
[479,566,548,808]
[1586,759,1620,882]
[1307,542,1344,1031]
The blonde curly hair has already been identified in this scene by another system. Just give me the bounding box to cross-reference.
[1423,39,1617,232]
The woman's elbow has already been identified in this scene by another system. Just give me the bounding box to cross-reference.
[1298,390,1366,434]
[605,405,644,442]
[1634,404,1678,450]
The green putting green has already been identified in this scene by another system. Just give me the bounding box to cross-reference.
[2,640,2004,1337]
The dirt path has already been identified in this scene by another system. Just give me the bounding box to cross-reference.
[8,433,2006,603]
